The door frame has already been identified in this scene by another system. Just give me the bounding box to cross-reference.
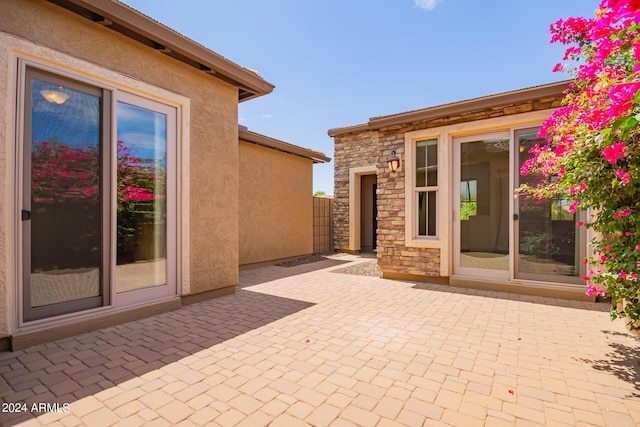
[348,165,377,252]
[15,57,184,328]
[512,127,586,284]
[452,130,511,279]
[20,66,112,322]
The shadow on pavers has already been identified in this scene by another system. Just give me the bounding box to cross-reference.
[576,330,640,397]
[239,256,352,288]
[0,289,314,426]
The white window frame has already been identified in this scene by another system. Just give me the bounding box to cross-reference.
[404,132,445,250]
[414,138,440,239]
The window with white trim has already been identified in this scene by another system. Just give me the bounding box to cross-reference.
[415,138,438,237]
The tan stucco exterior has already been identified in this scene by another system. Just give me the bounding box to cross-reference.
[0,0,238,344]
[5,0,245,297]
[238,140,313,266]
[0,0,327,349]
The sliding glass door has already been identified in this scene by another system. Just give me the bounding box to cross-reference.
[515,128,584,283]
[21,65,176,322]
[114,94,176,306]
[23,68,110,321]
[453,127,584,284]
[454,132,510,278]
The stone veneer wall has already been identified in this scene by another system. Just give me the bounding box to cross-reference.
[333,130,379,252]
[333,95,564,278]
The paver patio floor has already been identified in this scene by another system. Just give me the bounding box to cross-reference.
[1,254,639,426]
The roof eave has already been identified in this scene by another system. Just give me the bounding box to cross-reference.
[327,123,370,137]
[49,0,275,101]
[239,126,331,164]
[328,80,570,137]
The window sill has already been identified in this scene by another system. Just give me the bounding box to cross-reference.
[405,238,441,249]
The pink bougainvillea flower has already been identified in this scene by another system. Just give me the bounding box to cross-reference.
[620,270,628,281]
[613,209,633,218]
[577,221,585,227]
[635,244,640,250]
[602,142,627,164]
[586,284,606,297]
[554,144,568,157]
[568,200,579,214]
[615,169,631,185]
[600,255,607,262]
[607,83,640,121]
[625,232,632,236]
[569,184,588,195]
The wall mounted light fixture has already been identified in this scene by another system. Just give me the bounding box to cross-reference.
[387,150,400,172]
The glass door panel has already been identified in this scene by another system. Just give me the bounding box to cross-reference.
[516,129,583,282]
[455,133,510,276]
[115,101,168,293]
[24,70,107,321]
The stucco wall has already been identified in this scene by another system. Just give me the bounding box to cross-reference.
[0,23,8,336]
[333,95,564,278]
[238,140,313,266]
[0,0,241,332]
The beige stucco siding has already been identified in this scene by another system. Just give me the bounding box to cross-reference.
[238,140,313,266]
[0,0,240,333]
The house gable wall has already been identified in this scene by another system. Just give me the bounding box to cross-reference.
[238,140,313,266]
[333,94,564,277]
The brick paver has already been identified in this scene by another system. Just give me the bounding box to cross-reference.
[1,254,639,426]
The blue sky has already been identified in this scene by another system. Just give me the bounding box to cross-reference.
[121,0,598,195]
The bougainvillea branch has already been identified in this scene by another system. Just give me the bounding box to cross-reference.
[520,0,640,329]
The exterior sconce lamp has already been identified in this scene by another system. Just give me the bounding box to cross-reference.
[40,88,69,104]
[387,150,400,172]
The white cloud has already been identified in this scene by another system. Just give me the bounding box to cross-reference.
[261,114,274,119]
[414,0,442,11]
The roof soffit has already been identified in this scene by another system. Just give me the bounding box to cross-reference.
[47,0,275,101]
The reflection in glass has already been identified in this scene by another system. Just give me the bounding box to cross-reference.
[517,131,580,277]
[459,138,510,270]
[116,102,167,292]
[30,79,101,308]
[416,139,438,187]
[460,179,478,220]
[418,191,437,236]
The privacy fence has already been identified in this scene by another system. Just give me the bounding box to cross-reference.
[313,196,333,254]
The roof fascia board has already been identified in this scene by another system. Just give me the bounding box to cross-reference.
[57,0,274,99]
[328,81,570,137]
[239,127,330,164]
[370,81,569,129]
[327,123,370,137]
